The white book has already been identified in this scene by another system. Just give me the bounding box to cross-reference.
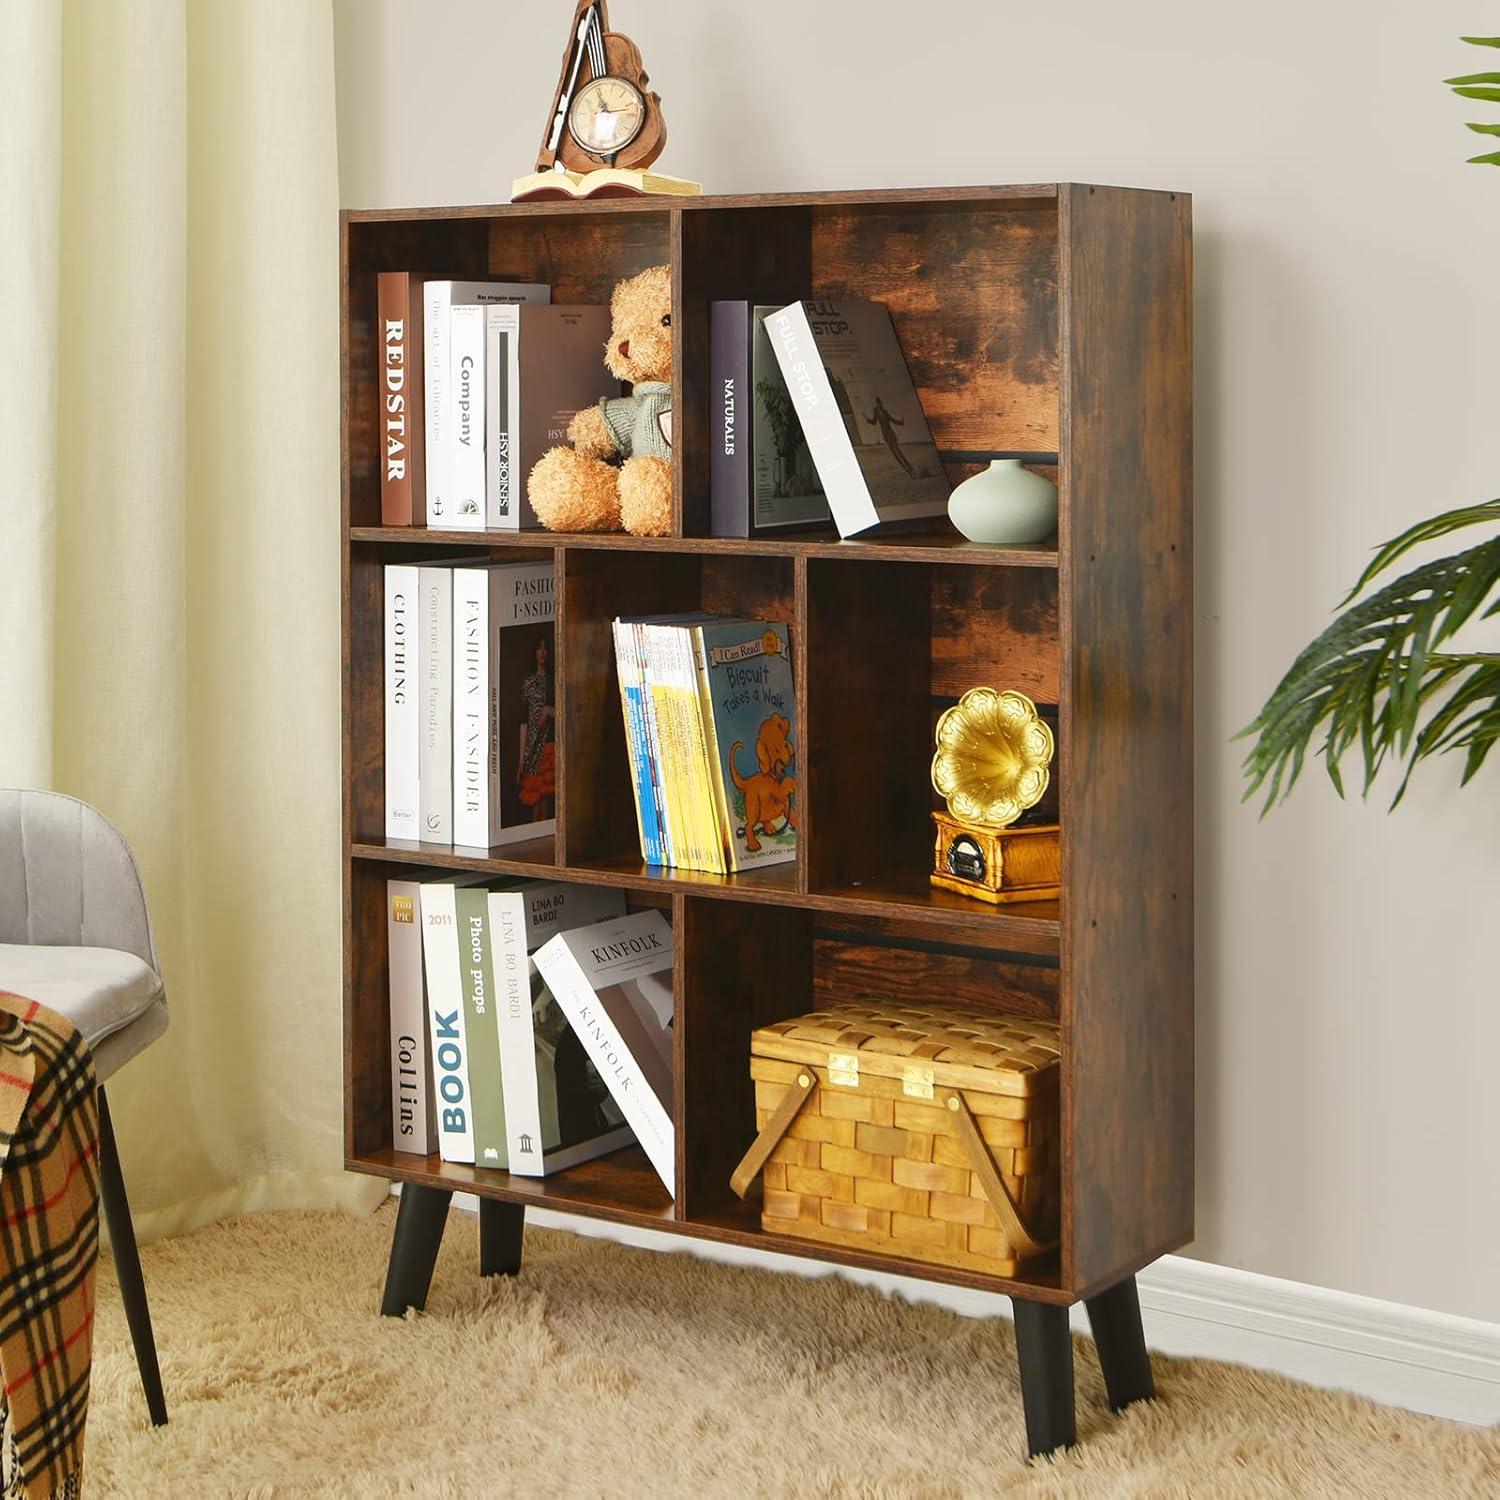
[447,304,487,530]
[765,300,875,534]
[387,879,434,1154]
[484,306,519,529]
[766,299,948,537]
[452,560,556,849]
[491,881,629,1175]
[424,280,550,525]
[417,565,454,841]
[383,564,419,840]
[533,909,676,1196]
[419,881,476,1163]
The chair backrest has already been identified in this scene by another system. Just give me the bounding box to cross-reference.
[0,790,158,971]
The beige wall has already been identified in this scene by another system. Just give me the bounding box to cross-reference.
[333,0,1500,1321]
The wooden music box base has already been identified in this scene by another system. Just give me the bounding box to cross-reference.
[930,812,1061,905]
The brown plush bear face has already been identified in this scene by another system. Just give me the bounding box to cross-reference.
[603,264,672,384]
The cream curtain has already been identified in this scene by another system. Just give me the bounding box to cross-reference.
[0,1,384,1236]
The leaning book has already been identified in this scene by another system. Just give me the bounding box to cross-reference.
[533,909,676,1196]
[490,881,632,1176]
[766,299,949,537]
[690,619,798,872]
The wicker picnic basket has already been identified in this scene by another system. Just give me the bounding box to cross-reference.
[730,1001,1061,1278]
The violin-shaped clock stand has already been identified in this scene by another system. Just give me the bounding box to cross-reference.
[512,1,701,202]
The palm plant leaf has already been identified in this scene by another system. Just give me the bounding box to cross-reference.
[1452,36,1500,160]
[1239,505,1500,812]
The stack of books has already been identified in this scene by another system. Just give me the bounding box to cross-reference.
[389,878,676,1194]
[384,558,555,849]
[710,296,951,539]
[376,273,620,531]
[612,615,798,875]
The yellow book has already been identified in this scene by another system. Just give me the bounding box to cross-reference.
[675,629,726,873]
[688,625,735,870]
[641,630,688,869]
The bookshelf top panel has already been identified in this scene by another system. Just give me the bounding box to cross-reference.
[341,184,1072,226]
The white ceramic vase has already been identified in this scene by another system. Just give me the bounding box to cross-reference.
[946,459,1058,544]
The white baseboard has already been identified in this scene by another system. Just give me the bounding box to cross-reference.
[433,1191,1500,1426]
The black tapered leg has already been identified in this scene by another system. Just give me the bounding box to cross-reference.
[379,1184,453,1316]
[478,1199,524,1278]
[96,1089,168,1427]
[1085,1275,1154,1411]
[1012,1298,1075,1458]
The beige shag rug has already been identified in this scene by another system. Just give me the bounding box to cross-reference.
[84,1204,1497,1497]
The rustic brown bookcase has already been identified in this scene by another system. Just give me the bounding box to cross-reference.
[340,184,1191,1458]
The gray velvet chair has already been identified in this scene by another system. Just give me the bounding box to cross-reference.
[0,790,168,1425]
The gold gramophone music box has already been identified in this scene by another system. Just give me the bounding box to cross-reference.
[930,687,1060,904]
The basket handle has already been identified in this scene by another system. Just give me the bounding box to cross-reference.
[729,1068,818,1199]
[944,1090,1056,1259]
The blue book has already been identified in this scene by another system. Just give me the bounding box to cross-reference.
[612,620,663,865]
[688,619,798,872]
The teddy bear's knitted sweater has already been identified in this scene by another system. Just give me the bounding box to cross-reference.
[600,381,672,462]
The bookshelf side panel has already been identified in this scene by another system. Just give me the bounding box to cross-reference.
[1059,185,1193,1293]
[347,859,393,1159]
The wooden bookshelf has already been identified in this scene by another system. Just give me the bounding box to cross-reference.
[340,184,1191,1456]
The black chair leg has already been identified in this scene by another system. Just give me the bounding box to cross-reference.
[380,1184,453,1315]
[1012,1297,1075,1459]
[478,1199,524,1277]
[95,1088,168,1427]
[1085,1274,1155,1411]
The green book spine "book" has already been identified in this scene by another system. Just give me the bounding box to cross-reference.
[456,887,508,1168]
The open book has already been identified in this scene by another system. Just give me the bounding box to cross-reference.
[511,167,702,202]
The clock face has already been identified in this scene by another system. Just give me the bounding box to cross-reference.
[568,75,645,155]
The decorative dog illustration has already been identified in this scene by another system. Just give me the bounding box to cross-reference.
[730,714,797,852]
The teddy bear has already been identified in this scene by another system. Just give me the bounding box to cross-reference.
[528,263,673,537]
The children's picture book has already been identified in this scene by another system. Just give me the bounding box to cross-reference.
[766,298,949,537]
[690,619,798,871]
[533,909,676,1196]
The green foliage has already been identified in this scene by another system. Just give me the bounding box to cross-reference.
[1239,501,1500,811]
[756,379,797,459]
[1448,36,1500,159]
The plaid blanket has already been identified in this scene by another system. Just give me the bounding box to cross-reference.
[0,994,100,1500]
